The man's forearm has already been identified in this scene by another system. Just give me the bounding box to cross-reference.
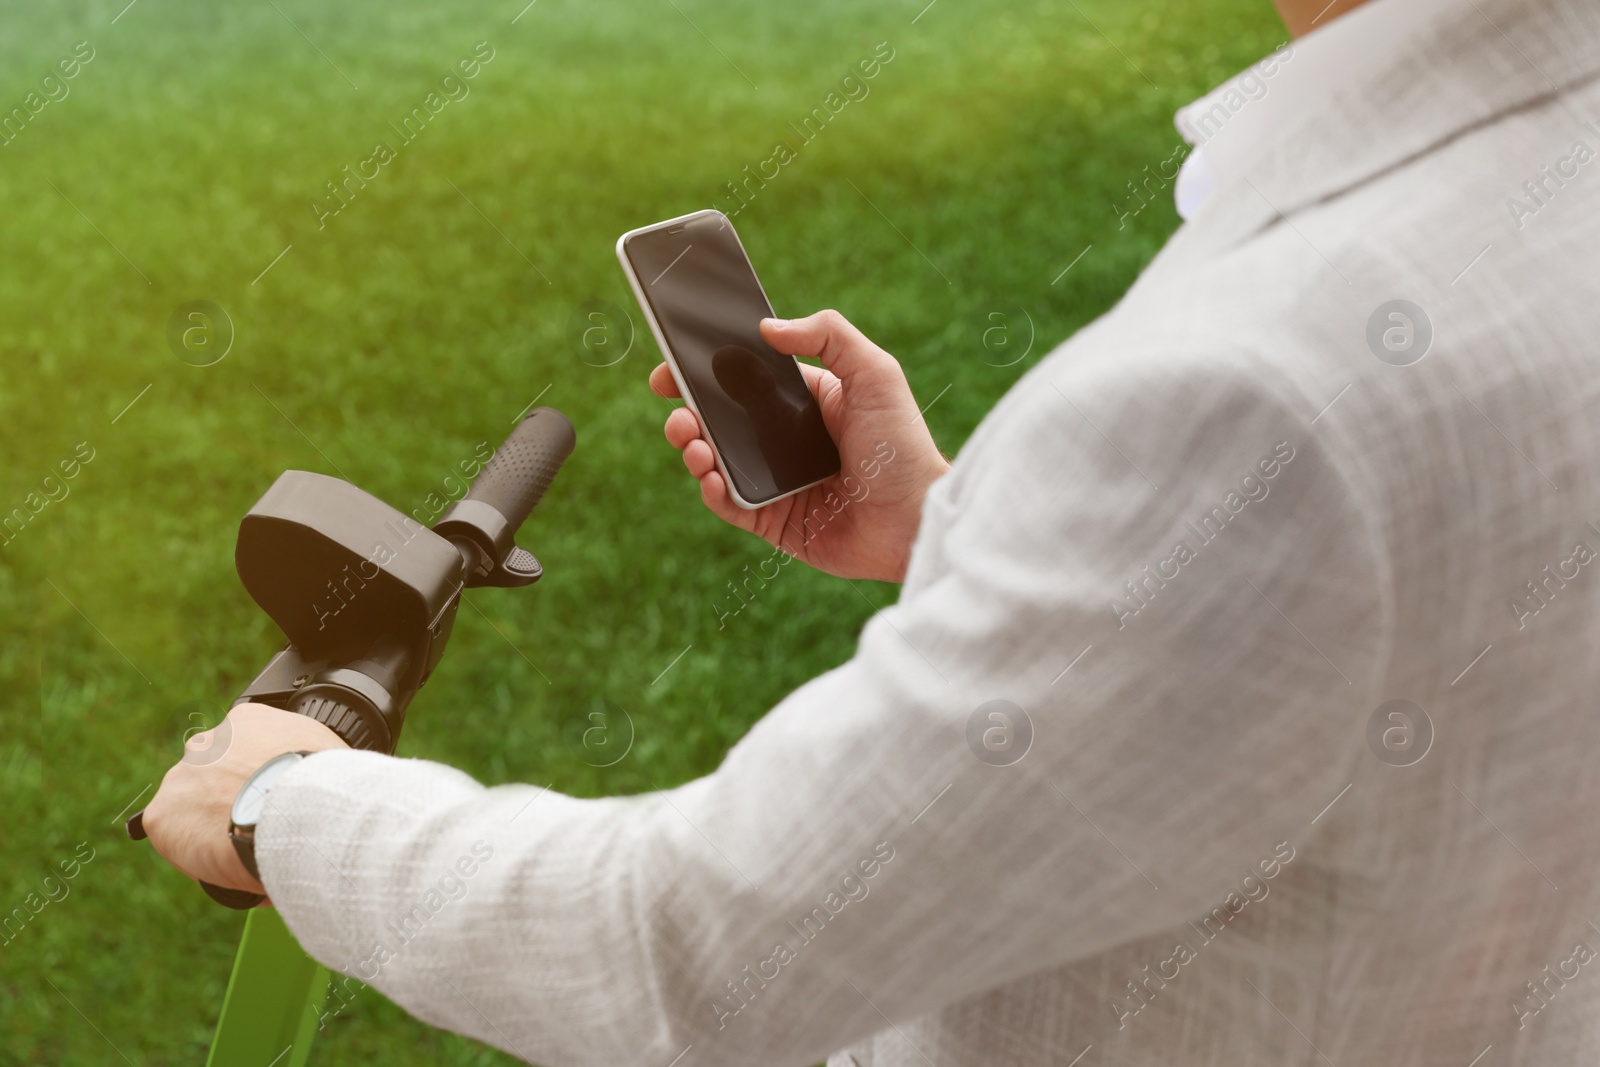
[258,751,686,1067]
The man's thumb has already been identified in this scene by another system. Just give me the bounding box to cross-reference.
[760,310,889,384]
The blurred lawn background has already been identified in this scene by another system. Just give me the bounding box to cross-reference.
[0,0,1283,1062]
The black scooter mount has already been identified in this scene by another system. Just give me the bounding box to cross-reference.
[127,407,576,908]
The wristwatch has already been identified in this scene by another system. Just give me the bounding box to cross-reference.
[228,750,313,881]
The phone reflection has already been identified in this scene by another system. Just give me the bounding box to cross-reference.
[710,344,818,493]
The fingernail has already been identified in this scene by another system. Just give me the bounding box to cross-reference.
[761,317,788,329]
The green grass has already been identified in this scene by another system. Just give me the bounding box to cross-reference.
[0,0,1282,1062]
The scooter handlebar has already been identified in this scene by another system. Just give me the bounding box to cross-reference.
[465,406,576,535]
[128,406,578,910]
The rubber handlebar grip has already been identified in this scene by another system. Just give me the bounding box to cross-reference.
[465,407,576,530]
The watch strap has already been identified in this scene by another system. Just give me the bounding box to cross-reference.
[228,749,313,888]
[230,826,261,881]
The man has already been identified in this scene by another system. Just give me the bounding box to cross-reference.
[145,0,1600,1061]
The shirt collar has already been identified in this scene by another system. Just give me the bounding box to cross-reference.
[1170,0,1600,225]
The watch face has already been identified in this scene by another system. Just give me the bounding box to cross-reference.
[230,751,306,827]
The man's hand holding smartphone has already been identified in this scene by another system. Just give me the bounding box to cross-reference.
[650,309,949,583]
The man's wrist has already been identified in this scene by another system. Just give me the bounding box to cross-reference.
[229,750,315,884]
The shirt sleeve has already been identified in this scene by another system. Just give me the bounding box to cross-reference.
[257,349,1389,1067]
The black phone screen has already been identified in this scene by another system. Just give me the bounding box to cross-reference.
[624,212,840,506]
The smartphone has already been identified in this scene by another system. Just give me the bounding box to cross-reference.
[616,209,840,509]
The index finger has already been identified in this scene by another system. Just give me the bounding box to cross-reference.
[649,363,681,399]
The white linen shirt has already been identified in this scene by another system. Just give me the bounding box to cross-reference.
[260,0,1600,1063]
